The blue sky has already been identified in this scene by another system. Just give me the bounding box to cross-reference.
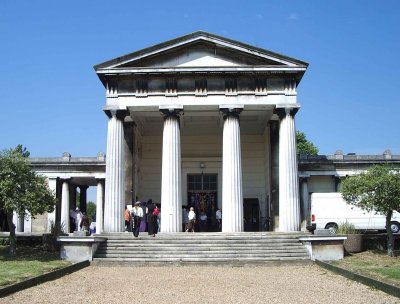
[1,0,399,158]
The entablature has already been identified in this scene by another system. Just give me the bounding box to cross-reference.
[104,73,299,99]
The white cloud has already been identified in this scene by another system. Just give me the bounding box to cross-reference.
[288,13,297,20]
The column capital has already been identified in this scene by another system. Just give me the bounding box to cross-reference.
[275,106,299,119]
[219,107,243,120]
[159,108,182,120]
[105,109,128,120]
[79,185,89,191]
[299,176,309,183]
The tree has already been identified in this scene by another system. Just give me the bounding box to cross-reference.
[296,131,318,156]
[341,165,400,256]
[0,146,56,256]
[87,201,96,222]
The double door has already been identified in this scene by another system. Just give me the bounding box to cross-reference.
[187,174,217,231]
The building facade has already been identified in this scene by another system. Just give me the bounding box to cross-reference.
[3,32,399,235]
[94,31,307,233]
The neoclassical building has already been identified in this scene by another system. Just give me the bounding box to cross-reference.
[93,31,307,233]
[4,32,399,235]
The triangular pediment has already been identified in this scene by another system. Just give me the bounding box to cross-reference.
[94,31,308,70]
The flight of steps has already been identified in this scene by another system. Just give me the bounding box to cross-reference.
[92,232,311,265]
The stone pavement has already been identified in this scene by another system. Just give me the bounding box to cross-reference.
[2,264,398,304]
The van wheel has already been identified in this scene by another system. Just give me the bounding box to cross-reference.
[325,223,338,235]
[390,222,400,233]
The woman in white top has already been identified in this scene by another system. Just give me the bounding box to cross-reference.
[131,201,143,237]
[186,207,196,232]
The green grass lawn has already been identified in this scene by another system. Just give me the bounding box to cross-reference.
[331,251,400,287]
[0,245,71,287]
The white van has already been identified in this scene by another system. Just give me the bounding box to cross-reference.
[310,192,400,234]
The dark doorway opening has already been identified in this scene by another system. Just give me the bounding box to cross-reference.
[244,198,260,231]
[187,174,217,232]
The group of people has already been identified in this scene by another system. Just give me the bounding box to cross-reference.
[125,199,160,238]
[69,207,90,232]
[123,202,223,236]
[183,207,222,232]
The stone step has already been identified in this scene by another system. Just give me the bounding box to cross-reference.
[98,233,307,240]
[94,253,310,259]
[97,245,305,251]
[101,238,302,243]
[92,233,311,265]
[97,248,307,255]
[92,256,311,263]
[101,240,299,247]
[96,250,308,257]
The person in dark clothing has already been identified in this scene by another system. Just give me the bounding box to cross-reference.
[146,199,156,236]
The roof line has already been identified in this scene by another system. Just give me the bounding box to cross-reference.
[93,31,309,70]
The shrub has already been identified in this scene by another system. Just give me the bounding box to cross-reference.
[337,221,357,234]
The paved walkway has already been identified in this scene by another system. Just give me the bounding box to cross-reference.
[2,264,398,303]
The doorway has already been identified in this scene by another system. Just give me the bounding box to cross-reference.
[244,198,260,231]
[187,174,217,232]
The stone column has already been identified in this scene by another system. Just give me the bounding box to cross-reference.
[69,185,77,210]
[47,178,57,232]
[334,176,342,192]
[96,179,104,234]
[24,212,32,233]
[104,110,126,232]
[277,107,300,231]
[16,214,24,232]
[60,179,70,232]
[300,177,309,231]
[160,109,182,232]
[221,108,243,232]
[79,185,88,214]
[124,118,135,205]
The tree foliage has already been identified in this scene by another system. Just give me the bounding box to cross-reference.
[341,165,400,256]
[87,201,96,222]
[296,131,319,156]
[0,146,56,256]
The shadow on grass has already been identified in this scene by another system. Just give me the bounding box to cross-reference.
[0,245,60,262]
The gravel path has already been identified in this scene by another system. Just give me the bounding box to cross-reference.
[2,264,398,304]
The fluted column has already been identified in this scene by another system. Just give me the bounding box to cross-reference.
[104,110,125,232]
[277,107,300,231]
[221,108,243,232]
[60,179,70,232]
[47,178,57,232]
[160,109,182,232]
[96,179,104,234]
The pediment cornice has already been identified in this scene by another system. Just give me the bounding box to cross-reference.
[94,31,308,71]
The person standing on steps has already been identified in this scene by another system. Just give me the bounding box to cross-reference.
[186,207,196,233]
[182,207,189,232]
[75,207,83,232]
[146,199,156,237]
[124,206,131,232]
[199,210,207,232]
[80,212,90,232]
[215,208,222,232]
[131,201,143,237]
[153,204,160,234]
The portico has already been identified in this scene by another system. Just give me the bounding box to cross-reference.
[94,31,308,233]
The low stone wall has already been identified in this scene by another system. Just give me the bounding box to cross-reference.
[299,236,347,261]
[57,236,106,262]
